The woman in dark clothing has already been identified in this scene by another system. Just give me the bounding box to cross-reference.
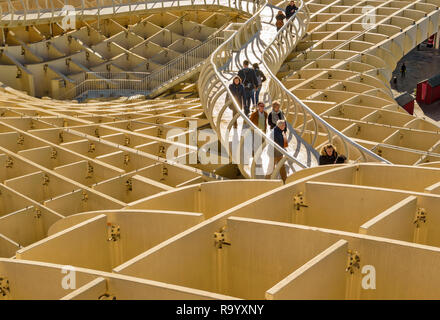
[268,101,286,131]
[229,76,245,128]
[273,122,287,157]
[319,144,347,165]
[229,75,245,107]
[271,120,288,183]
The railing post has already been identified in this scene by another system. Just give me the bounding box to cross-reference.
[49,0,54,21]
[97,0,101,30]
[7,0,14,23]
[20,0,27,23]
[35,0,40,20]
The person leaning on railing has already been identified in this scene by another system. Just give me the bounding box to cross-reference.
[319,144,347,165]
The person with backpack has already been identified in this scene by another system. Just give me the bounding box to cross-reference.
[228,75,245,128]
[275,10,286,31]
[252,63,266,105]
[238,60,258,117]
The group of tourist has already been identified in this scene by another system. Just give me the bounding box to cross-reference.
[228,62,346,183]
[249,101,289,183]
[229,68,290,183]
[229,64,289,181]
[225,1,346,183]
[229,60,267,119]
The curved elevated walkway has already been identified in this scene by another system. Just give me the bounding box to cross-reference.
[199,0,387,180]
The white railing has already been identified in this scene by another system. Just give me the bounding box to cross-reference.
[67,72,148,100]
[0,0,257,24]
[65,36,224,100]
[261,3,390,166]
[199,0,309,180]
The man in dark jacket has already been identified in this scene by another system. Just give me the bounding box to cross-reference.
[228,75,245,128]
[285,1,298,19]
[272,120,288,183]
[238,60,258,117]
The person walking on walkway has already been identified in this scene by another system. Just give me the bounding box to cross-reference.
[272,119,288,183]
[276,10,286,31]
[250,102,268,132]
[238,60,258,117]
[285,1,298,20]
[275,11,286,44]
[250,102,268,158]
[268,101,286,130]
[252,63,266,105]
[285,1,298,31]
[400,63,407,78]
[228,75,245,128]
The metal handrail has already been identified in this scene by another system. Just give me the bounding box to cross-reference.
[0,0,252,25]
[1,0,252,102]
[261,2,391,165]
[65,36,224,99]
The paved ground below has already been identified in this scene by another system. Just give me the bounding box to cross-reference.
[390,44,440,122]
